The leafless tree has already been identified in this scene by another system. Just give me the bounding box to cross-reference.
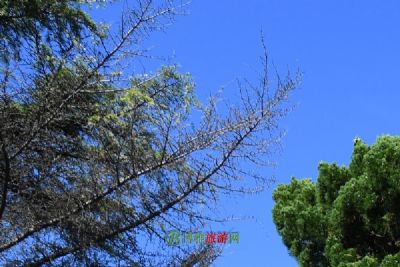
[0,0,298,266]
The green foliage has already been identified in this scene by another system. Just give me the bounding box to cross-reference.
[273,136,400,267]
[0,0,98,62]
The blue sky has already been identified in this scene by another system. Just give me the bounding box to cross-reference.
[95,1,400,266]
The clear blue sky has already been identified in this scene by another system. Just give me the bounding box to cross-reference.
[95,1,400,266]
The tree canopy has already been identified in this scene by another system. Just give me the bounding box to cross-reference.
[273,136,400,267]
[0,0,297,266]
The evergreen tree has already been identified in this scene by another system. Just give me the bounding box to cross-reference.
[273,136,400,267]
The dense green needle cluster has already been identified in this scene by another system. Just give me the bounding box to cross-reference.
[273,136,400,267]
[0,0,98,63]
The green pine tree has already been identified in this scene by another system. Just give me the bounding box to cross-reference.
[273,136,400,267]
